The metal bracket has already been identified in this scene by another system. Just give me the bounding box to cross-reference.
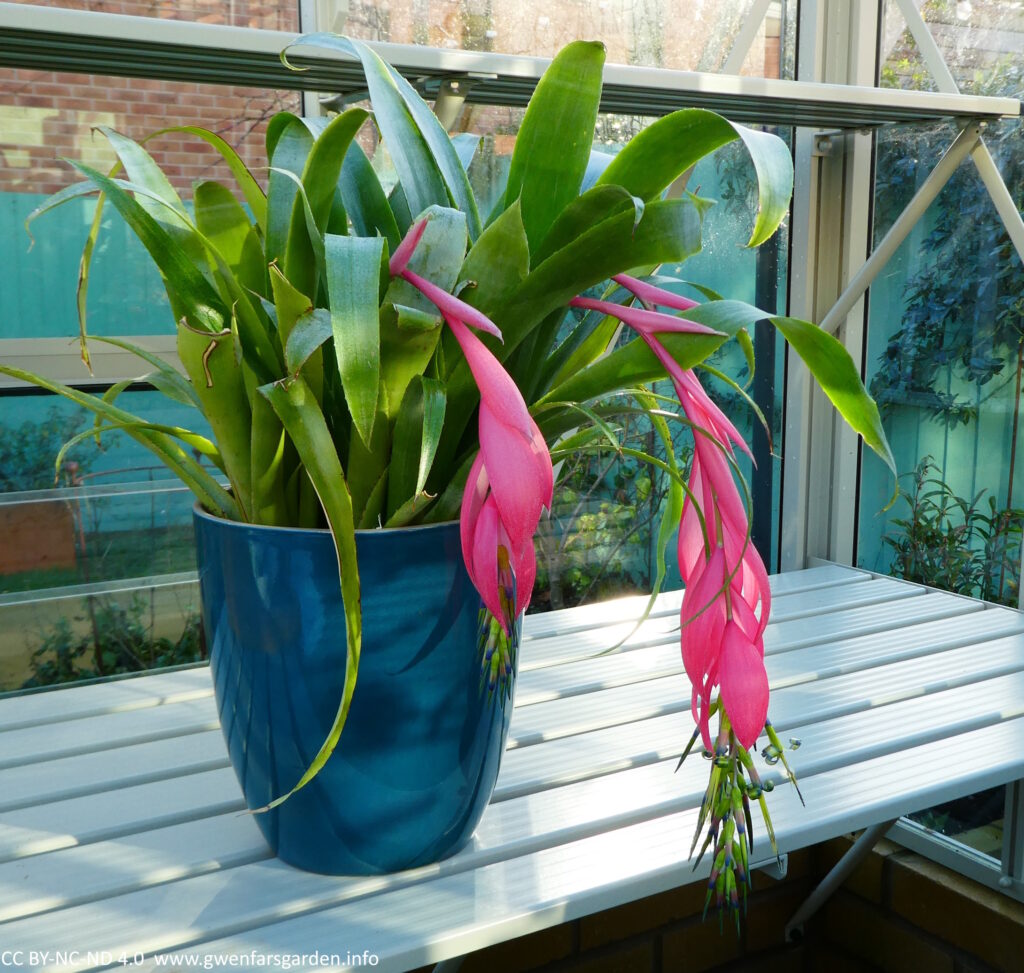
[811,131,841,157]
[754,852,789,881]
[784,820,897,942]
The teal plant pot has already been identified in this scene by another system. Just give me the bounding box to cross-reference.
[193,507,518,875]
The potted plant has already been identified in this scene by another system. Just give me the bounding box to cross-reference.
[1,36,894,915]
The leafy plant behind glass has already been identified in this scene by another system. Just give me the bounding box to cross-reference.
[19,595,204,690]
[883,456,1024,606]
[0,409,94,492]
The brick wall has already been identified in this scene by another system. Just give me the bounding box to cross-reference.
[1,0,301,195]
[5,0,296,29]
[0,70,301,194]
[813,836,1024,973]
[402,837,1024,973]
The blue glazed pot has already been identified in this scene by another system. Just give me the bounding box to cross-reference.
[193,506,518,875]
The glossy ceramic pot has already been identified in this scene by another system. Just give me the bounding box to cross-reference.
[193,507,518,875]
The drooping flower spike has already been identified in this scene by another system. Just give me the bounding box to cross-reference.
[391,220,553,634]
[573,277,794,927]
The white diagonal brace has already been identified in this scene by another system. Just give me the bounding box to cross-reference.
[819,120,983,335]
[895,0,1024,267]
[784,819,898,941]
[722,0,775,75]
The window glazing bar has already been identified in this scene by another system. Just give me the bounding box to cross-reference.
[0,2,1018,128]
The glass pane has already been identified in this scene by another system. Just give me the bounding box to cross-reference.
[317,0,794,78]
[4,0,298,29]
[866,0,1024,861]
[0,67,297,688]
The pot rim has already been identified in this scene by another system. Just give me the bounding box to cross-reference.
[192,502,458,536]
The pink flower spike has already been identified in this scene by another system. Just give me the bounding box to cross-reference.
[569,296,722,337]
[445,315,533,441]
[460,452,489,584]
[479,402,553,559]
[388,218,429,276]
[679,545,727,687]
[613,274,700,313]
[717,620,769,749]
[470,495,513,632]
[402,269,504,340]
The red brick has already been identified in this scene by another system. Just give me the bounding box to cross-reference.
[887,854,1024,971]
[459,922,575,973]
[579,883,707,950]
[571,941,652,973]
[662,917,743,972]
[823,889,954,973]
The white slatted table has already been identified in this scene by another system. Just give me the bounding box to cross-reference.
[3,563,1024,971]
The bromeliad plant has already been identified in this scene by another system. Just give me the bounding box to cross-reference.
[1,37,895,922]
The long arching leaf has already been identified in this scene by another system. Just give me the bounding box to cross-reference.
[595,109,793,247]
[65,161,227,332]
[257,375,361,809]
[0,364,238,520]
[339,140,401,251]
[499,40,606,254]
[284,34,450,223]
[326,234,385,449]
[147,124,268,232]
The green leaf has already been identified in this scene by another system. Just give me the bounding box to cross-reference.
[142,369,204,412]
[379,304,443,419]
[0,364,239,521]
[287,33,481,238]
[298,108,368,229]
[257,376,361,809]
[325,234,385,449]
[543,309,621,392]
[387,376,446,519]
[269,263,314,349]
[595,110,793,246]
[249,386,291,526]
[177,322,254,517]
[284,307,333,375]
[384,492,436,528]
[434,196,709,479]
[770,315,897,475]
[497,197,708,354]
[67,161,227,333]
[99,127,183,215]
[457,200,530,312]
[194,181,268,298]
[266,114,315,265]
[91,335,201,409]
[148,125,268,232]
[394,304,441,332]
[737,328,756,386]
[284,108,369,296]
[57,419,223,474]
[451,133,481,171]
[287,34,451,222]
[384,205,468,314]
[540,329,726,409]
[534,185,644,265]
[500,40,605,253]
[270,166,327,294]
[339,140,401,251]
